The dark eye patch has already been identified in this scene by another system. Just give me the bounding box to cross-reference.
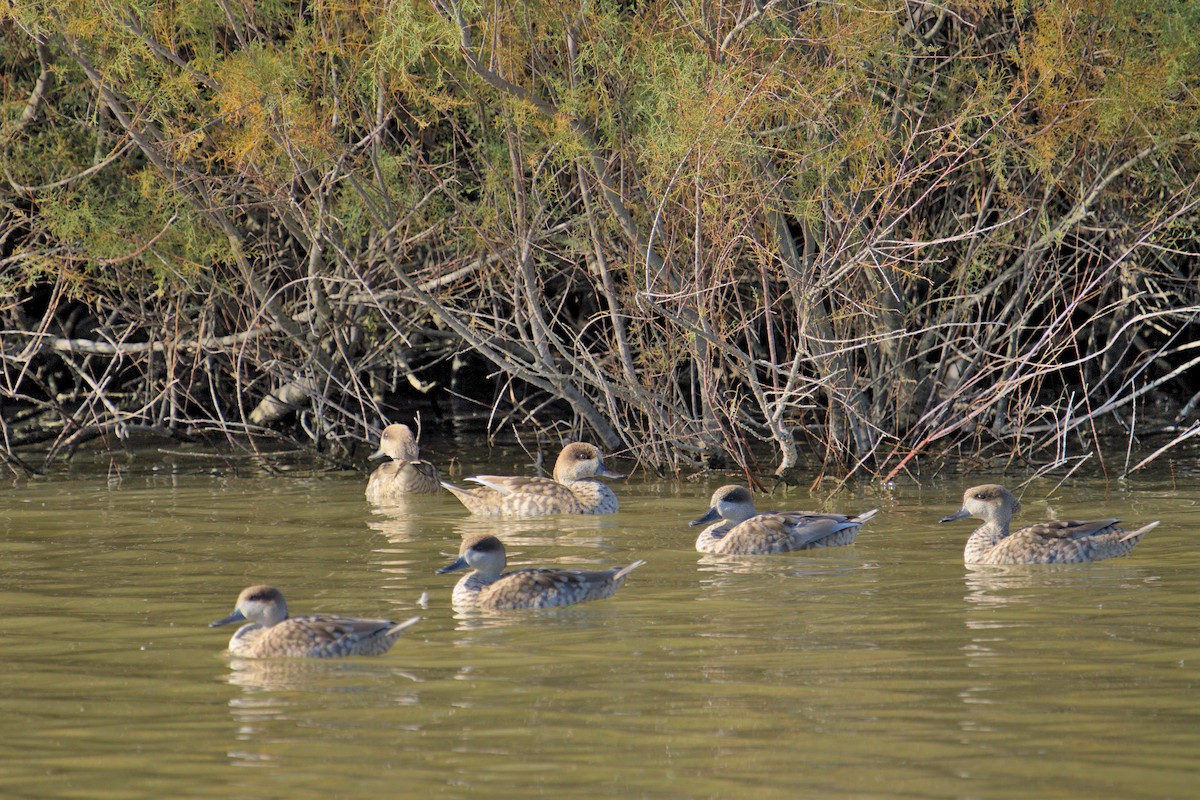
[473,536,503,553]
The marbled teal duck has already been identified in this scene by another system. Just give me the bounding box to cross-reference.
[366,423,441,500]
[436,534,645,610]
[209,585,420,658]
[939,484,1159,565]
[441,442,623,517]
[690,484,878,555]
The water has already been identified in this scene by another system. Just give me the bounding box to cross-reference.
[1,452,1197,799]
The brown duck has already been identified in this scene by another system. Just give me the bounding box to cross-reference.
[940,484,1158,565]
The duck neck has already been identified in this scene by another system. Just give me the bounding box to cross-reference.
[964,522,1008,562]
[464,569,500,590]
[571,479,610,496]
[568,480,617,513]
[229,622,264,647]
[695,522,732,551]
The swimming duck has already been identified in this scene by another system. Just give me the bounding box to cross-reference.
[366,423,441,500]
[939,484,1159,565]
[209,585,421,658]
[690,484,879,555]
[441,442,623,517]
[436,534,645,610]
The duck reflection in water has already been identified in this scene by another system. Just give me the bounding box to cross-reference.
[448,512,615,550]
[221,656,423,694]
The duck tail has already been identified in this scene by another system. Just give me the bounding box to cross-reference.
[466,476,512,494]
[853,508,880,525]
[387,616,421,637]
[613,559,647,581]
[441,480,482,503]
[1119,520,1159,543]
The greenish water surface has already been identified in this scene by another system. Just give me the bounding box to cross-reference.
[1,452,1197,799]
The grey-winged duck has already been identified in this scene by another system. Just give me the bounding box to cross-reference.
[940,484,1159,564]
[690,484,878,555]
[209,585,421,658]
[366,423,441,500]
[441,442,623,517]
[436,534,645,609]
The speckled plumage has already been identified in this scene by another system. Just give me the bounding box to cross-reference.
[689,485,878,555]
[441,443,623,517]
[940,484,1159,565]
[436,534,645,610]
[366,424,441,500]
[209,585,420,658]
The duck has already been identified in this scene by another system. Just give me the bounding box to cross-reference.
[441,442,623,517]
[939,484,1159,564]
[436,534,645,610]
[365,423,441,500]
[209,585,421,658]
[690,484,878,554]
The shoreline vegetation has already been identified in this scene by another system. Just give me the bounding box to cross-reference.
[2,3,1198,482]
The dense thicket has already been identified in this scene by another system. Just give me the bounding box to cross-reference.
[2,1,1198,479]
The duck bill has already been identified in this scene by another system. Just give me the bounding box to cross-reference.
[209,609,247,628]
[437,555,469,575]
[597,466,625,480]
[939,508,971,524]
[689,507,720,527]
[369,447,386,460]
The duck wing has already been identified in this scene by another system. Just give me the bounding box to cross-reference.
[466,475,584,515]
[714,513,843,554]
[1016,519,1121,540]
[469,475,570,497]
[270,615,406,657]
[480,565,640,610]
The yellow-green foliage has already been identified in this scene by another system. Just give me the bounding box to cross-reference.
[1,0,1196,469]
[6,0,1193,285]
[1015,0,1199,174]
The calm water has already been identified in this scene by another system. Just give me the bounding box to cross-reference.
[1,449,1197,799]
